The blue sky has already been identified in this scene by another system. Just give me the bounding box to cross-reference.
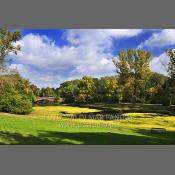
[8,29,175,88]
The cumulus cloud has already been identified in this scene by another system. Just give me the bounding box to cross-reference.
[66,29,143,46]
[150,52,169,75]
[9,29,143,87]
[9,63,67,87]
[139,29,175,48]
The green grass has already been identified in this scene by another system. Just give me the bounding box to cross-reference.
[0,104,175,144]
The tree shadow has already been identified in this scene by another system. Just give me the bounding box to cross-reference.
[68,103,175,115]
[0,129,175,145]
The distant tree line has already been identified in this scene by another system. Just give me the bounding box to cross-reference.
[1,28,175,115]
[38,73,168,105]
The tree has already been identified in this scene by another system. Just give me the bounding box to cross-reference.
[146,72,167,104]
[167,49,175,79]
[44,87,55,97]
[57,76,121,104]
[98,76,120,103]
[113,49,152,103]
[30,84,40,97]
[76,76,97,103]
[0,29,33,114]
[58,80,79,103]
[166,49,175,105]
[0,28,21,69]
[0,73,34,114]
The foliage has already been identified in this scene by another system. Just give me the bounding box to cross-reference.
[30,84,40,97]
[98,76,120,103]
[57,76,120,104]
[113,49,152,103]
[0,92,32,114]
[166,49,175,105]
[0,28,21,68]
[146,72,167,104]
[167,49,175,80]
[76,76,98,103]
[0,73,34,114]
[0,29,33,114]
[40,87,56,97]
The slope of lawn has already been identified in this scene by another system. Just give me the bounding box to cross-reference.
[0,104,175,144]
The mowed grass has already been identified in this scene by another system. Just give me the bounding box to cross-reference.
[0,104,175,144]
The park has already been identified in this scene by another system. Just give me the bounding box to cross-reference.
[0,29,175,144]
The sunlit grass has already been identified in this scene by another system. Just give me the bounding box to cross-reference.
[111,113,175,131]
[29,105,100,120]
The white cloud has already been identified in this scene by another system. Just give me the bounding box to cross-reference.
[9,29,143,87]
[66,29,143,49]
[150,52,169,75]
[139,29,175,48]
[9,63,66,88]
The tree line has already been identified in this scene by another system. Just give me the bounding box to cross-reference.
[0,29,175,114]
[33,72,167,105]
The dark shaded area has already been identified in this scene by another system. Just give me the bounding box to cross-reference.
[0,129,175,145]
[61,104,175,120]
[68,103,175,115]
[62,108,128,120]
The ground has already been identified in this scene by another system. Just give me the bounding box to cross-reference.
[0,104,175,144]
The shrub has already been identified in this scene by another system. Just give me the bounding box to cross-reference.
[0,93,32,114]
[0,73,34,114]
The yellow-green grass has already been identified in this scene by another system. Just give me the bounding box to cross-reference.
[111,113,175,131]
[0,105,175,144]
[29,105,99,118]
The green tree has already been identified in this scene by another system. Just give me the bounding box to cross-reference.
[0,29,33,114]
[166,49,175,105]
[167,49,175,80]
[30,84,40,97]
[98,76,120,103]
[146,72,167,103]
[0,73,34,114]
[58,81,78,103]
[113,49,152,103]
[77,76,97,103]
[44,87,55,97]
[0,28,21,69]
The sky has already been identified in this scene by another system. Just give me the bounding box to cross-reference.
[8,29,175,88]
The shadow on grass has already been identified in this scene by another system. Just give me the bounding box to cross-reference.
[67,103,175,115]
[0,129,175,145]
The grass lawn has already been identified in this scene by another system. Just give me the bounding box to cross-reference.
[0,104,175,144]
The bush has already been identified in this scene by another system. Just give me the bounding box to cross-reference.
[0,93,32,114]
[0,73,34,114]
